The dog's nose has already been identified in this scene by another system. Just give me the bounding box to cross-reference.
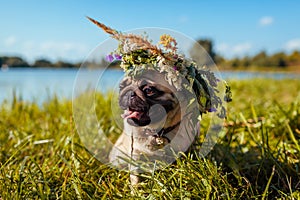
[128,89,146,101]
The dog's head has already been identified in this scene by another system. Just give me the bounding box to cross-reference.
[119,70,182,127]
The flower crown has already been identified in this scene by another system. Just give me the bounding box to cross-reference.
[87,17,232,118]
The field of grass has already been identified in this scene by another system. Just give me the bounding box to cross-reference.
[0,79,299,199]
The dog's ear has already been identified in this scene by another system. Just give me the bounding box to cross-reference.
[119,78,131,91]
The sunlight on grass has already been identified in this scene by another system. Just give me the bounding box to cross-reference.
[0,79,299,199]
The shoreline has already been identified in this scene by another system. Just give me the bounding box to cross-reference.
[1,66,300,73]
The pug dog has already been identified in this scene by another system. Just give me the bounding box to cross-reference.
[109,69,199,185]
[85,16,230,187]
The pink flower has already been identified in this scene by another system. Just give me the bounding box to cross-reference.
[106,54,114,62]
[208,107,217,112]
[114,54,122,60]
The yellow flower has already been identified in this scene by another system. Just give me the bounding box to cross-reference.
[159,34,178,52]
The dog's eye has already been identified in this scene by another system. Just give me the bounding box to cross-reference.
[143,87,156,96]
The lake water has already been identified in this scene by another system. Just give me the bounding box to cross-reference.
[0,68,299,104]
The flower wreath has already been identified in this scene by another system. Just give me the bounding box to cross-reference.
[87,17,232,118]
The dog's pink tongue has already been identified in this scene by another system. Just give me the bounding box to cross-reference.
[121,110,143,120]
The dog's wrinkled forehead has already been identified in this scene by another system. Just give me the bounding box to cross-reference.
[119,70,176,93]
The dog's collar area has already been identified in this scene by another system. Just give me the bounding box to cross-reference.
[144,121,181,143]
[157,121,181,137]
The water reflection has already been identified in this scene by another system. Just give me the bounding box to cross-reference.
[0,68,299,104]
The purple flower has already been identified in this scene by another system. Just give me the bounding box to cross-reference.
[114,54,122,60]
[208,107,217,112]
[173,66,178,71]
[106,54,114,62]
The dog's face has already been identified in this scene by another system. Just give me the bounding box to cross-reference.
[119,70,180,127]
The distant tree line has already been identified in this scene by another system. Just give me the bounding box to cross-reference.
[0,56,117,69]
[192,39,300,69]
[0,56,81,68]
[1,39,300,70]
[223,50,300,69]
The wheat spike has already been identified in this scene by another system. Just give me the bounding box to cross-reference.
[86,16,118,36]
[87,16,167,58]
[119,33,163,54]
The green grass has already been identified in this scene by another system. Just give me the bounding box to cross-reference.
[0,79,300,199]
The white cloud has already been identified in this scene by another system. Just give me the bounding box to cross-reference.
[23,41,35,49]
[284,39,300,51]
[178,15,188,23]
[216,42,252,58]
[259,16,274,26]
[215,43,229,52]
[40,41,85,55]
[4,36,17,46]
[232,43,252,54]
[20,40,90,63]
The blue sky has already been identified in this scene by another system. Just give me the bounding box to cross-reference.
[1,0,300,63]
